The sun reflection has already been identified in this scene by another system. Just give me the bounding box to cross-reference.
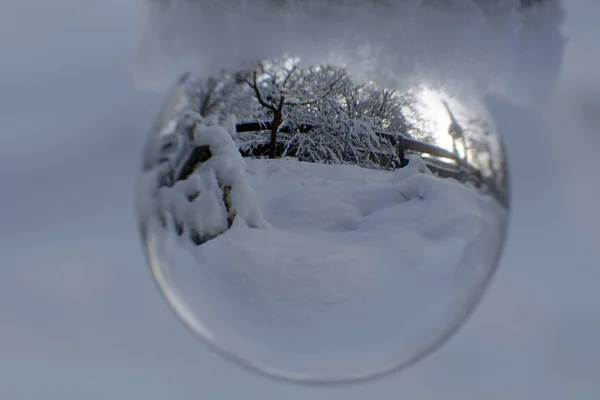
[415,88,455,151]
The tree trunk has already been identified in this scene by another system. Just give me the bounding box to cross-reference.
[269,115,280,159]
[269,97,286,159]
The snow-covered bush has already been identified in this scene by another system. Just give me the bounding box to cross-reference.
[155,124,264,244]
[283,118,404,170]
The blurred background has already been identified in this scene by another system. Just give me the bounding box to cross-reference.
[0,0,598,398]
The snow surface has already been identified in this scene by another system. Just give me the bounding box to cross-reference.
[139,122,508,382]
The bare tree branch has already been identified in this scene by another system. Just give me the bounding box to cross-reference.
[285,74,346,106]
[282,65,298,88]
[245,69,277,112]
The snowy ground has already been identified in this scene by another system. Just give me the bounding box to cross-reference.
[141,124,508,382]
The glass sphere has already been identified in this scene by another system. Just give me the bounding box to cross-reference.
[136,64,509,383]
[129,0,567,385]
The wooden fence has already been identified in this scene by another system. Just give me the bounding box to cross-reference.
[234,121,509,208]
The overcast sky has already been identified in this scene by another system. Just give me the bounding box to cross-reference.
[0,1,598,399]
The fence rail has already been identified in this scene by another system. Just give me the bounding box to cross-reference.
[236,121,473,167]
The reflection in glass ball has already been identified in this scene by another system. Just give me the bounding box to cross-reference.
[136,57,510,383]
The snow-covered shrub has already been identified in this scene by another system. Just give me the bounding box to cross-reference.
[283,118,404,170]
[146,118,265,245]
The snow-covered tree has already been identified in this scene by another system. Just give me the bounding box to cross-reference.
[242,59,348,159]
[337,81,416,137]
[180,59,456,171]
[183,71,265,123]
